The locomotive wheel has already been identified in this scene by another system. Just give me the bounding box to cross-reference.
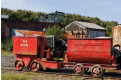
[91,65,104,77]
[74,64,85,75]
[30,60,41,72]
[15,60,24,71]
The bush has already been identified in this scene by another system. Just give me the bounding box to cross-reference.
[46,25,66,39]
[1,38,13,51]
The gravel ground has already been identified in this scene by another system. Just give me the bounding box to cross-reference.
[1,55,121,80]
[1,56,15,70]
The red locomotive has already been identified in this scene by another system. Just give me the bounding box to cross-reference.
[13,36,121,77]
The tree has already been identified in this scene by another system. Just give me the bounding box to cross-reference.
[1,8,118,36]
[46,25,65,39]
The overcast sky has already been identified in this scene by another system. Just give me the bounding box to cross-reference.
[1,0,121,24]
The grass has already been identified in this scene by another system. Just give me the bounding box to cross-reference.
[1,69,42,80]
[2,73,26,80]
[1,50,14,56]
[1,69,120,80]
[1,69,26,80]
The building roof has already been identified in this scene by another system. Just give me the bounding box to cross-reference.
[15,29,77,39]
[15,30,46,36]
[65,21,106,31]
[1,15,9,19]
[15,29,76,39]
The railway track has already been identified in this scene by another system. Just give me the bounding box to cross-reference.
[1,56,121,79]
[1,67,121,79]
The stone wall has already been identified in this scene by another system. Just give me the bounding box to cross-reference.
[112,25,121,50]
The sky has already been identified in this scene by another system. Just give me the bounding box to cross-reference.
[1,0,121,24]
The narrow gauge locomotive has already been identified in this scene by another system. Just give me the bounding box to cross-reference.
[13,36,121,77]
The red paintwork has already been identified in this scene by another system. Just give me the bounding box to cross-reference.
[13,36,48,55]
[13,36,119,73]
[64,53,68,62]
[15,60,24,70]
[41,61,62,69]
[15,55,63,70]
[13,36,63,70]
[67,38,112,64]
[63,62,117,69]
[47,48,51,59]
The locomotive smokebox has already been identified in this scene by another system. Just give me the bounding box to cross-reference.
[67,38,112,64]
